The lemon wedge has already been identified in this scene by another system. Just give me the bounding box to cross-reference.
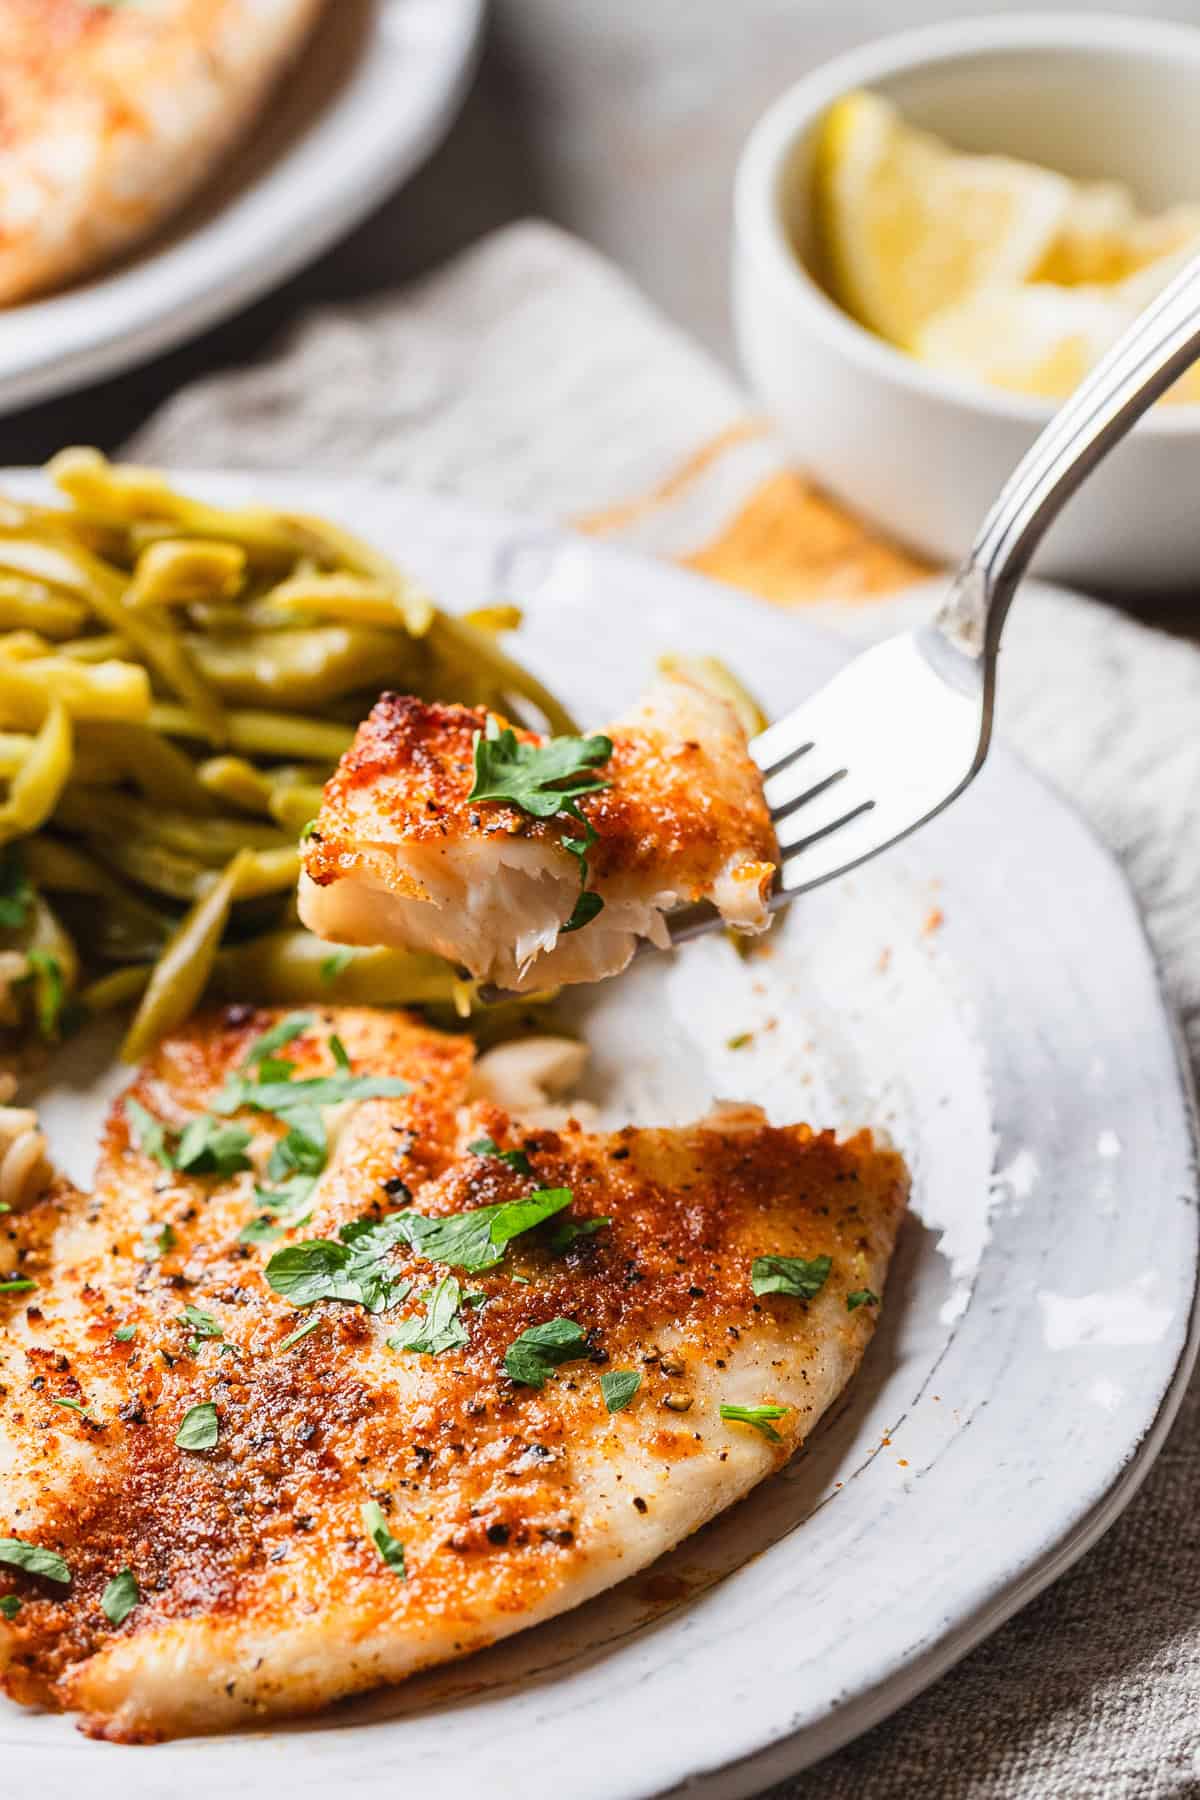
[913,245,1200,402]
[813,90,1072,348]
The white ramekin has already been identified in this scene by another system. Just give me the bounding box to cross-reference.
[733,12,1200,590]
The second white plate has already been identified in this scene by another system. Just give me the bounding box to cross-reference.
[0,0,484,414]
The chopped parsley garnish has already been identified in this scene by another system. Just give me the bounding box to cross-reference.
[329,1034,351,1072]
[727,1031,753,1051]
[173,1116,252,1178]
[547,1214,610,1255]
[242,1012,313,1067]
[750,1254,832,1302]
[387,1274,469,1356]
[101,1568,139,1626]
[320,949,353,984]
[0,845,33,929]
[113,1324,136,1343]
[25,950,66,1041]
[239,1216,285,1246]
[397,1187,572,1274]
[0,1595,19,1619]
[215,1070,407,1119]
[468,718,612,932]
[720,1402,790,1443]
[277,1314,324,1353]
[137,1220,176,1263]
[125,1098,251,1179]
[362,1501,405,1576]
[0,1278,35,1296]
[0,1537,70,1585]
[265,1214,413,1314]
[468,1135,533,1177]
[51,1397,100,1425]
[504,1317,588,1388]
[175,1402,219,1451]
[300,818,319,842]
[600,1369,641,1413]
[847,1288,880,1312]
[180,1304,223,1355]
[0,1202,8,1216]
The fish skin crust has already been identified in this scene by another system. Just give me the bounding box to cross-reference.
[299,677,780,989]
[0,0,326,305]
[0,1006,907,1743]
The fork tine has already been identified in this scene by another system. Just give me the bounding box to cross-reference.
[749,718,815,776]
[772,773,875,853]
[762,746,845,815]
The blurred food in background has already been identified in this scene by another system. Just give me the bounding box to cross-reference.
[0,0,327,304]
[814,88,1200,403]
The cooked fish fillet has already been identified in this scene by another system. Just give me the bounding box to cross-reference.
[299,675,780,991]
[0,0,325,305]
[0,1006,906,1742]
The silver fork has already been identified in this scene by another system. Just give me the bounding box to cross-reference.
[669,245,1200,944]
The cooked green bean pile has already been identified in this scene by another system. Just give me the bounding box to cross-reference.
[0,450,576,1062]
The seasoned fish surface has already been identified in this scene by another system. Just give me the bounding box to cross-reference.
[299,675,780,990]
[0,1007,906,1742]
[0,0,325,304]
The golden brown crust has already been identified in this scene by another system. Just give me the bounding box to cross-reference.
[302,689,779,904]
[0,1007,906,1740]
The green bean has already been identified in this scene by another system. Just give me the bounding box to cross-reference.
[75,723,216,813]
[211,930,473,1008]
[0,578,86,638]
[268,786,325,834]
[121,850,252,1061]
[0,701,72,843]
[126,539,246,607]
[150,702,352,761]
[197,757,329,816]
[184,624,421,709]
[26,838,169,960]
[54,788,287,864]
[0,733,33,778]
[426,613,578,735]
[57,632,131,663]
[82,964,152,1012]
[75,831,212,903]
[266,571,434,636]
[228,847,301,899]
[463,604,523,634]
[656,653,769,737]
[0,656,149,727]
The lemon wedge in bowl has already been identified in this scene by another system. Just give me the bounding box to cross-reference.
[813,89,1072,348]
[913,244,1200,403]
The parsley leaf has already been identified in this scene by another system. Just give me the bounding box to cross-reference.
[600,1369,640,1413]
[215,1071,408,1119]
[750,1254,832,1302]
[329,1034,351,1071]
[180,1304,223,1355]
[0,1278,34,1296]
[468,1135,533,1177]
[387,1274,469,1356]
[0,846,32,930]
[547,1214,610,1255]
[125,1099,251,1179]
[125,1097,173,1169]
[175,1403,219,1451]
[25,950,66,1041]
[101,1568,139,1626]
[277,1314,323,1353]
[847,1288,880,1312]
[362,1501,405,1576]
[0,1537,70,1585]
[468,718,612,932]
[320,949,353,983]
[265,1213,412,1315]
[242,1012,313,1066]
[504,1317,588,1388]
[0,1595,19,1619]
[137,1221,175,1263]
[174,1116,252,1178]
[398,1187,572,1274]
[720,1402,790,1443]
[113,1324,136,1343]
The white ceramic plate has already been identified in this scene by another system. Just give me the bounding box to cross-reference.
[3,475,1198,1798]
[0,0,484,415]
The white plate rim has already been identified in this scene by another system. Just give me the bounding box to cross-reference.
[0,0,485,415]
[1,472,1196,1798]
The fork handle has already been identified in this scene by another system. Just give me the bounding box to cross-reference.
[936,245,1200,660]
